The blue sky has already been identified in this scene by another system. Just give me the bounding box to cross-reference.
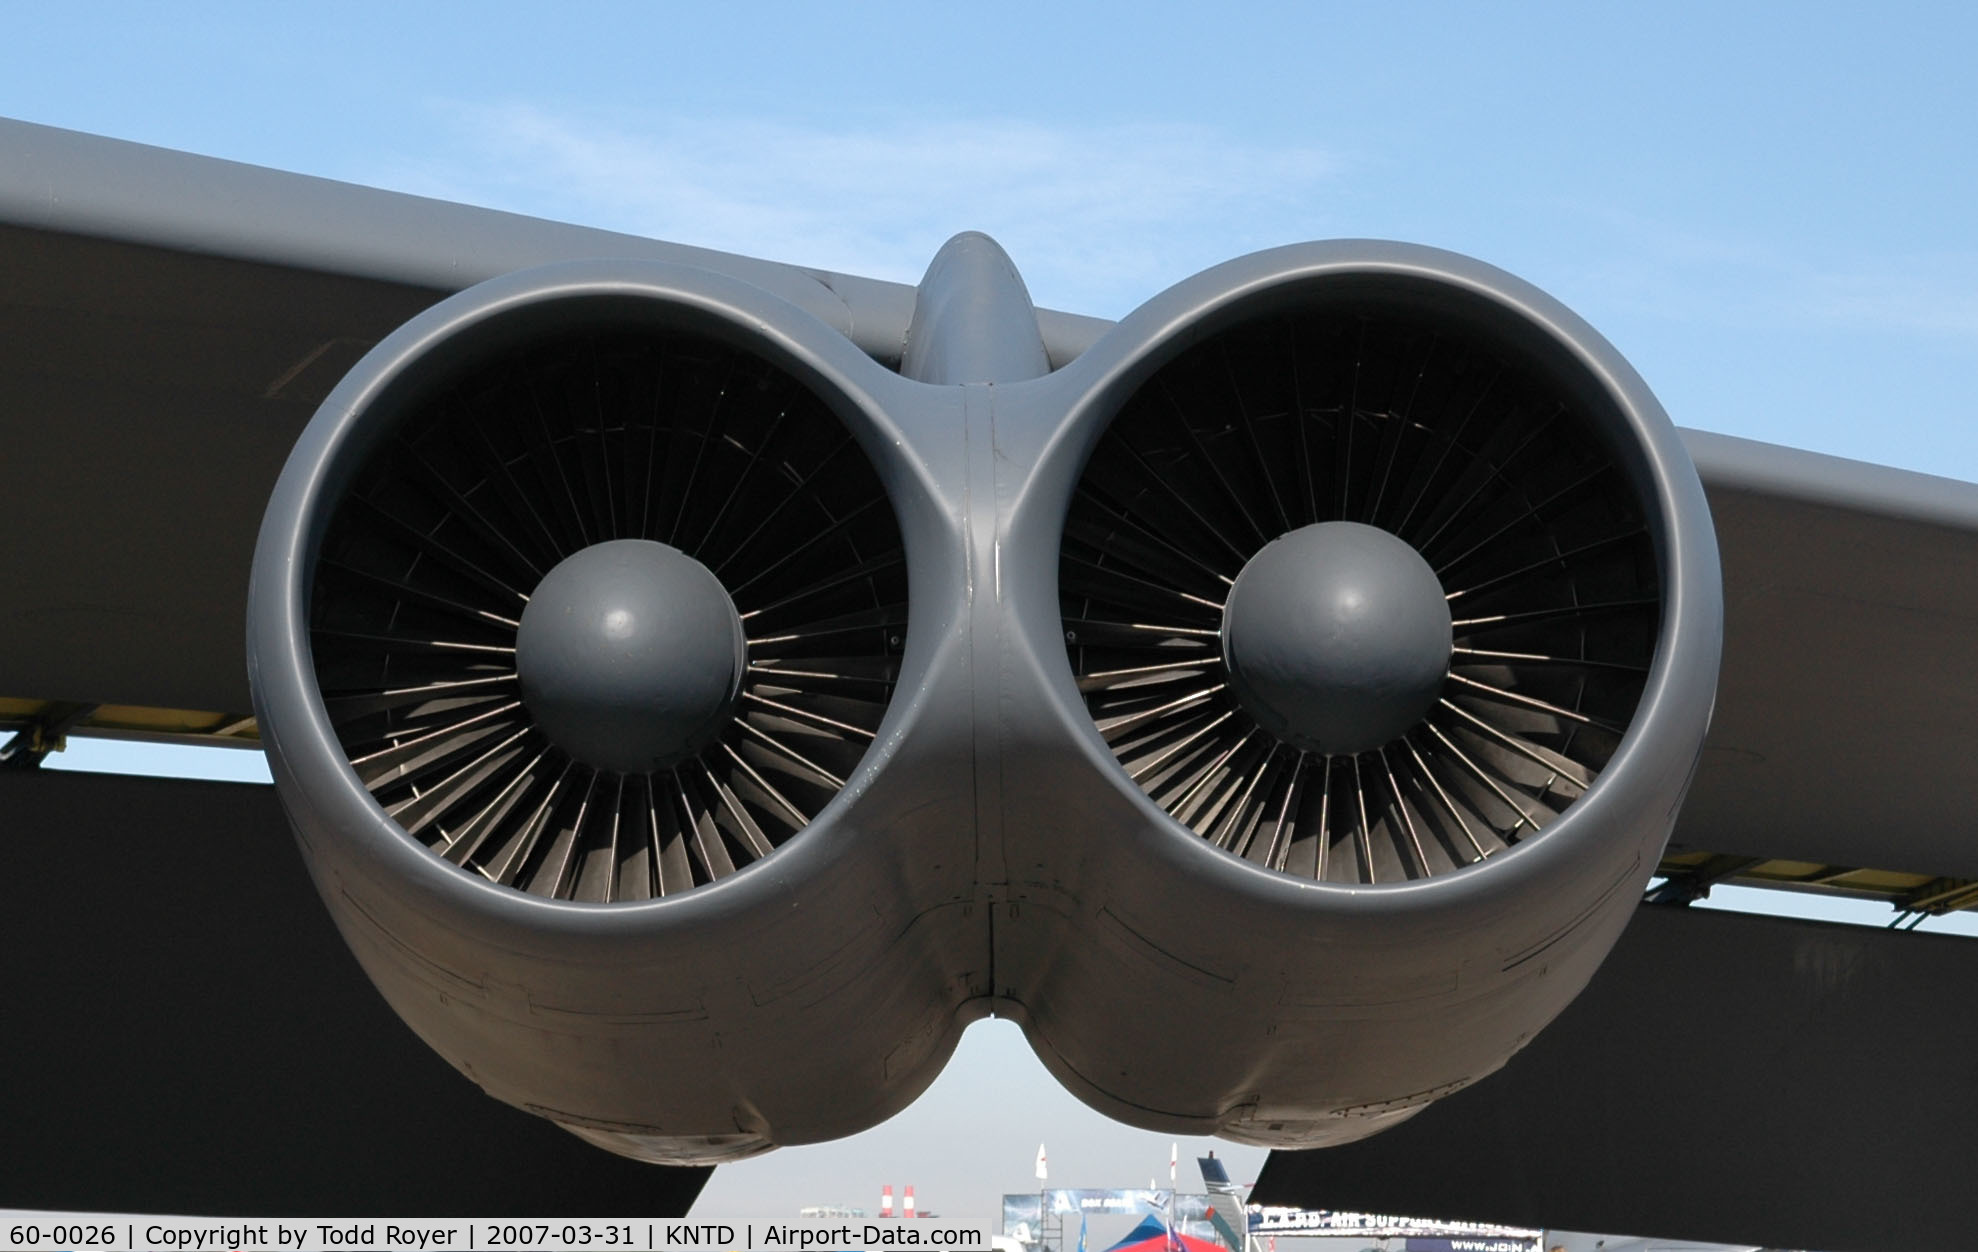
[7,0,1978,1232]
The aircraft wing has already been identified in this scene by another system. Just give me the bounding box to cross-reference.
[5,116,1976,1235]
[8,116,1976,880]
[1675,428,1978,886]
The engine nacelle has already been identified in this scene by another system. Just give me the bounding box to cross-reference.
[248,261,987,1163]
[249,240,1720,1161]
[987,242,1721,1144]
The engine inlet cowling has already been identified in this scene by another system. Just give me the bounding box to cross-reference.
[986,241,1720,1147]
[250,260,977,1165]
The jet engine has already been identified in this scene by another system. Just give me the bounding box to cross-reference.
[986,242,1721,1145]
[249,240,1720,1162]
[247,261,988,1163]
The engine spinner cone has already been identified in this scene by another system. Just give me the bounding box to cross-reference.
[517,538,746,775]
[1221,521,1452,757]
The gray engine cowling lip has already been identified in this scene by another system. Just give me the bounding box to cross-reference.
[247,258,950,938]
[1014,238,1724,913]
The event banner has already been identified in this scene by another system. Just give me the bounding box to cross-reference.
[0,1213,994,1252]
[1246,1208,1539,1248]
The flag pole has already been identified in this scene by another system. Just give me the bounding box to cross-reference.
[1034,1144,1049,1252]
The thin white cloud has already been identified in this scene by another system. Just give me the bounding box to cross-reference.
[370,103,1338,318]
[1798,261,1978,342]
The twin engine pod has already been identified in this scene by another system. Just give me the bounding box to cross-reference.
[248,240,1721,1163]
